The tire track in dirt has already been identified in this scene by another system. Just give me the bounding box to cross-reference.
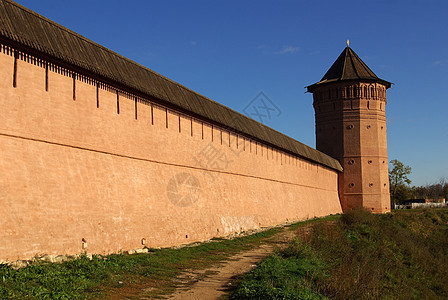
[160,226,311,300]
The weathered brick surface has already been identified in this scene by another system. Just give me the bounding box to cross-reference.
[312,82,390,213]
[0,50,342,261]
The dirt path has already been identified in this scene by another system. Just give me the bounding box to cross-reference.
[166,244,274,300]
[161,227,305,300]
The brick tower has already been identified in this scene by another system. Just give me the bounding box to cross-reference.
[307,44,391,213]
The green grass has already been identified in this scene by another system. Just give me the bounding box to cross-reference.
[284,214,340,231]
[230,239,328,300]
[231,208,448,299]
[4,209,447,299]
[0,227,281,299]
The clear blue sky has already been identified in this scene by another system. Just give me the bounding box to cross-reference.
[15,0,448,186]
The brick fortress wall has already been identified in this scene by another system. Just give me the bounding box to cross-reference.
[0,43,342,261]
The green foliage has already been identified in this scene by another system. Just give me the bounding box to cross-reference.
[389,159,412,203]
[0,254,110,299]
[386,172,447,203]
[0,228,280,299]
[231,208,448,300]
[231,239,328,300]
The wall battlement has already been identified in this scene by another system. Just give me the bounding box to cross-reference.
[0,41,342,262]
[0,42,335,178]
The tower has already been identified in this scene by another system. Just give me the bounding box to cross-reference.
[307,44,391,213]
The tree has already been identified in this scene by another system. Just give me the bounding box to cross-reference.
[440,177,448,200]
[389,159,412,203]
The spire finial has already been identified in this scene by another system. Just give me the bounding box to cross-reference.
[347,40,349,47]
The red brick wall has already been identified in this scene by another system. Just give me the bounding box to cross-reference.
[0,46,342,262]
[313,82,390,213]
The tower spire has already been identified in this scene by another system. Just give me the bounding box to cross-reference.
[347,40,349,47]
[306,46,391,90]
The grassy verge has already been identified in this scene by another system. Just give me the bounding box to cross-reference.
[284,214,340,231]
[0,226,282,299]
[231,208,448,299]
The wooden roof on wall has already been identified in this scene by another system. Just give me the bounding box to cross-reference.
[0,0,342,171]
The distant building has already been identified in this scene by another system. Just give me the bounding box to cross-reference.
[402,198,446,205]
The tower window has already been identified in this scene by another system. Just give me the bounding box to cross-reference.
[346,124,354,130]
[349,183,355,188]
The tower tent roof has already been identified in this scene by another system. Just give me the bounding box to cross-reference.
[307,46,391,92]
[0,0,342,171]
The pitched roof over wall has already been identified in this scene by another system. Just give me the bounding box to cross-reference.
[307,46,391,92]
[0,0,342,171]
